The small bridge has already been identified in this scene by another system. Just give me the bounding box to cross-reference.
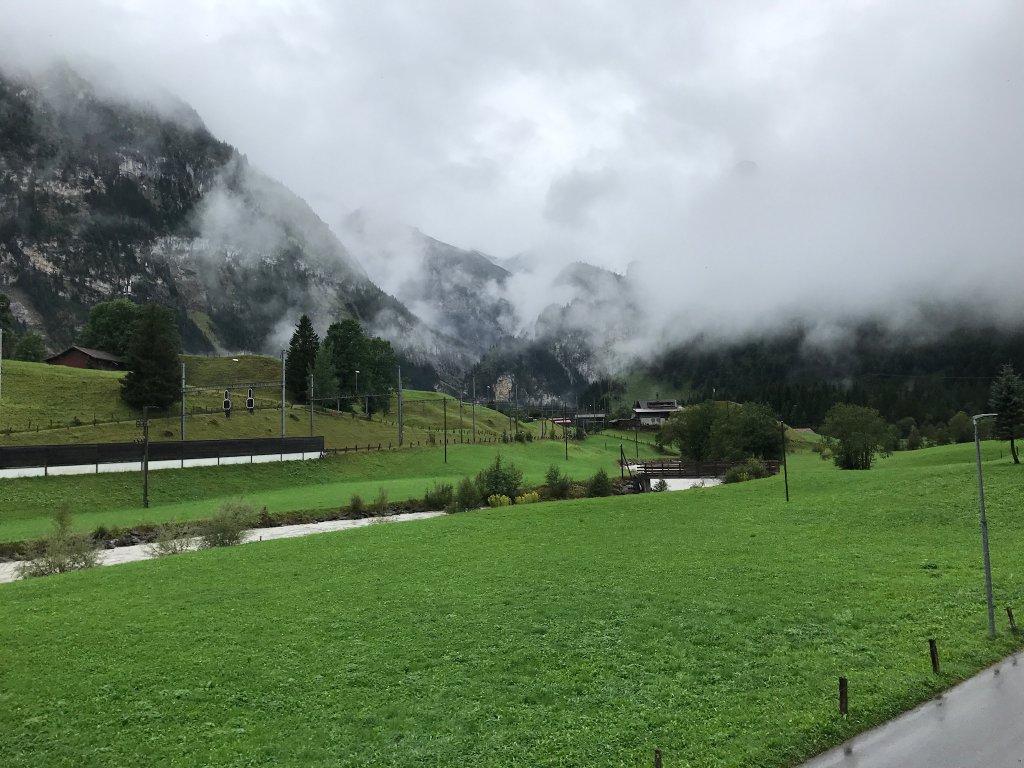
[620,454,781,492]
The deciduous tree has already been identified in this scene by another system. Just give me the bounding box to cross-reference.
[820,403,892,470]
[80,299,140,356]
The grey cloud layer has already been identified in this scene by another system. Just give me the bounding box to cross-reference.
[2,0,1021,353]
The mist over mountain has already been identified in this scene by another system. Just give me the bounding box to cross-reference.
[0,63,467,374]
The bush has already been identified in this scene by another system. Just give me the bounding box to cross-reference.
[198,502,255,549]
[452,476,481,512]
[488,494,511,507]
[515,491,541,505]
[371,487,389,516]
[17,507,99,578]
[587,468,613,497]
[349,494,366,517]
[476,455,523,500]
[653,479,669,492]
[147,521,194,557]
[722,458,771,484]
[424,482,454,510]
[545,464,572,500]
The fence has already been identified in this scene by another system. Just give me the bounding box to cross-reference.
[627,459,781,478]
[0,437,324,473]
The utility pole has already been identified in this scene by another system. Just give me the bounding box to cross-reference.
[514,382,519,434]
[973,412,999,639]
[309,374,314,437]
[397,365,404,447]
[180,362,186,442]
[781,419,790,502]
[443,397,448,464]
[137,406,151,508]
[280,349,286,439]
[471,377,476,444]
[563,401,568,461]
[459,394,464,443]
[0,328,4,425]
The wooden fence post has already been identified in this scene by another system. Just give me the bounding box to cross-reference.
[839,676,848,715]
[929,639,940,674]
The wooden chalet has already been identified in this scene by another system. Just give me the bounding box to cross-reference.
[45,346,126,371]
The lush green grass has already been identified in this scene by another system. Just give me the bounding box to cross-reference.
[0,439,656,542]
[0,359,535,449]
[1,442,1022,766]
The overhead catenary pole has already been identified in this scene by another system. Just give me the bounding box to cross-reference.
[471,377,476,444]
[974,412,999,639]
[397,365,404,447]
[459,393,464,443]
[139,406,151,509]
[563,401,568,461]
[0,328,4,425]
[280,349,286,439]
[309,374,314,437]
[180,362,186,442]
[443,397,448,464]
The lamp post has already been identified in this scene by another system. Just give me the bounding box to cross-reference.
[973,412,998,639]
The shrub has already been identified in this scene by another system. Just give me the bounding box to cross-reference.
[349,494,366,517]
[545,464,572,500]
[476,455,523,500]
[371,487,389,516]
[488,494,511,507]
[17,507,99,578]
[452,476,481,512]
[722,458,771,484]
[424,482,454,510]
[198,502,256,549]
[147,522,194,557]
[653,479,669,492]
[587,468,613,497]
[515,491,541,505]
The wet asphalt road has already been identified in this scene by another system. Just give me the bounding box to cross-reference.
[800,652,1024,768]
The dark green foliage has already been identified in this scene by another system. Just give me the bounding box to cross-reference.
[948,411,973,444]
[586,468,612,497]
[362,336,398,416]
[424,482,454,511]
[12,331,45,361]
[198,502,255,548]
[453,476,481,512]
[820,403,892,470]
[311,340,339,403]
[349,494,365,517]
[989,363,1024,464]
[475,454,523,500]
[285,315,319,403]
[371,488,389,516]
[722,458,771,484]
[324,319,364,406]
[660,401,782,463]
[120,304,182,409]
[0,293,17,357]
[80,299,140,356]
[544,464,572,500]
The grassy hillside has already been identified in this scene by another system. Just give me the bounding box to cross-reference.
[0,359,543,449]
[0,439,658,542]
[1,442,1022,766]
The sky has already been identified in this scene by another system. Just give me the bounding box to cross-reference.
[2,0,1023,348]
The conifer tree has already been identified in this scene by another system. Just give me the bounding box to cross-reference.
[285,315,319,403]
[310,339,339,406]
[989,363,1024,465]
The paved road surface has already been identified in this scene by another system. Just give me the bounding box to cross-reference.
[801,652,1024,768]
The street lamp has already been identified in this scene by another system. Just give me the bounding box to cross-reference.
[973,412,998,639]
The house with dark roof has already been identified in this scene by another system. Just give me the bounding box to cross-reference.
[633,399,682,426]
[45,346,126,371]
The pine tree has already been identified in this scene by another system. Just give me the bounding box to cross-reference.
[120,304,181,409]
[285,315,319,403]
[989,363,1024,465]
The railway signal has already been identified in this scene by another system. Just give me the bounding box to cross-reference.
[223,389,232,418]
[246,387,255,414]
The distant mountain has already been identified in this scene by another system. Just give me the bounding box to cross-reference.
[341,211,518,356]
[0,63,463,370]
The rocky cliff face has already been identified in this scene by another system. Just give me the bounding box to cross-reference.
[0,64,448,361]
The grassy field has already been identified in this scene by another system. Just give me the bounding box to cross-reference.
[1,442,1021,766]
[0,439,657,542]
[0,359,542,449]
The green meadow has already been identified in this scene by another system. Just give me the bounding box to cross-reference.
[0,440,659,542]
[1,442,1022,766]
